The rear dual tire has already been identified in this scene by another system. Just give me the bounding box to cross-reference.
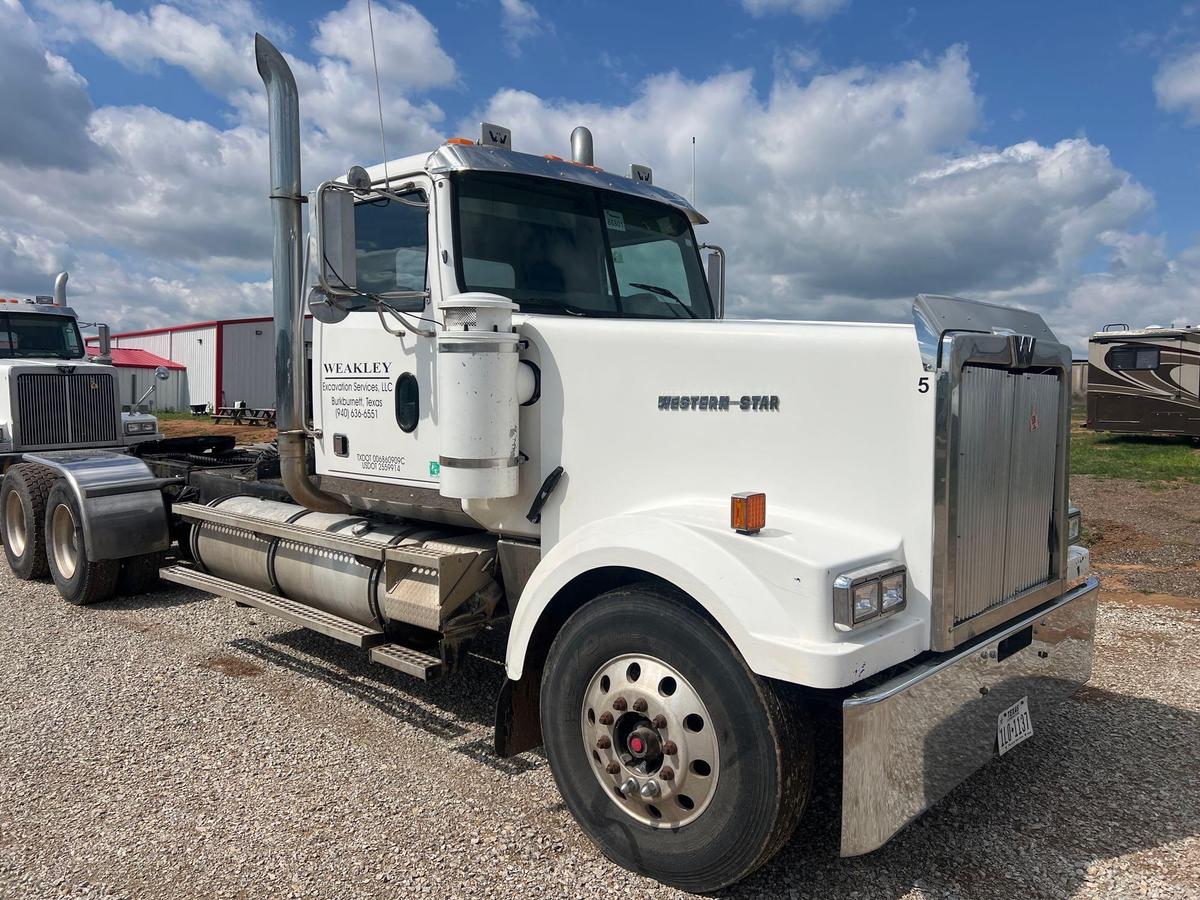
[1,464,55,579]
[540,584,812,893]
[44,481,119,606]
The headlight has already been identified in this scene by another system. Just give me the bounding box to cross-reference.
[834,561,906,631]
[124,421,157,435]
[1068,505,1081,543]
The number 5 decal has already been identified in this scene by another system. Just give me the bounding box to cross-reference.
[918,376,931,394]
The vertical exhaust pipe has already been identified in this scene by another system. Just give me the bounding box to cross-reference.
[255,33,348,513]
[570,126,593,166]
[53,271,68,307]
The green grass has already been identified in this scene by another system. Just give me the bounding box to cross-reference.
[1071,427,1200,484]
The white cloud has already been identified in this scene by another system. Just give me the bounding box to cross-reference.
[471,47,1165,349]
[0,0,99,168]
[0,0,1193,355]
[742,0,849,21]
[0,0,456,331]
[312,0,456,89]
[37,0,259,95]
[1154,47,1200,122]
[499,0,547,56]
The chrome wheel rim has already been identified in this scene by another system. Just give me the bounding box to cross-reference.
[4,491,27,557]
[50,503,79,580]
[581,654,719,828]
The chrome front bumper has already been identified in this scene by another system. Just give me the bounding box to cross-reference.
[840,575,1100,856]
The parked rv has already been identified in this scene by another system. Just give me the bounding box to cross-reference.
[1087,324,1200,438]
[0,35,1099,892]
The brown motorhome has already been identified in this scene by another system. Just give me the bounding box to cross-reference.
[1087,324,1200,437]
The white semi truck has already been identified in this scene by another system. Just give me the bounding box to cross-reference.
[0,35,1098,891]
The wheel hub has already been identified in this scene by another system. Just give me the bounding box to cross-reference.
[50,503,79,580]
[581,654,719,828]
[4,492,27,557]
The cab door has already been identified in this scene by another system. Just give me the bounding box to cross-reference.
[312,173,444,487]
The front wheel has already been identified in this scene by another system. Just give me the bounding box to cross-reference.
[540,584,812,892]
[44,481,119,606]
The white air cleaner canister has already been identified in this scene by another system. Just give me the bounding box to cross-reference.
[436,293,521,499]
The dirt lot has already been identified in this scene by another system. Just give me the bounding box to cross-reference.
[0,476,1196,899]
[156,414,277,446]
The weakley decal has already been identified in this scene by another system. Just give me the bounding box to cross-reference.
[658,394,780,411]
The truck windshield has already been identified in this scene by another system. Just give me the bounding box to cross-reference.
[452,172,714,318]
[0,312,84,359]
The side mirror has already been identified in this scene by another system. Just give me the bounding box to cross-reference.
[96,323,112,361]
[154,365,170,382]
[703,244,726,319]
[312,182,357,293]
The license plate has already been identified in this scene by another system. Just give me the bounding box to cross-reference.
[997,696,1033,756]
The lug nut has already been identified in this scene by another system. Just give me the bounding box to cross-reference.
[619,777,638,797]
[598,711,614,726]
[652,714,667,729]
[596,736,612,750]
[632,698,648,712]
[606,762,621,775]
[662,740,678,755]
[659,766,674,781]
[639,780,660,799]
[612,697,628,711]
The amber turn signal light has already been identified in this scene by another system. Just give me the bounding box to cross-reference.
[731,492,766,535]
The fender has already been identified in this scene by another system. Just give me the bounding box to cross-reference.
[506,502,929,692]
[22,450,172,560]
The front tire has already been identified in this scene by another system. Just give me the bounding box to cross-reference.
[540,584,812,892]
[44,481,119,606]
[1,464,55,579]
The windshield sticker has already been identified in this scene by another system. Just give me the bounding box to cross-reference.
[604,209,626,232]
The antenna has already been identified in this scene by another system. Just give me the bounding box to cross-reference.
[366,0,390,185]
[691,136,697,206]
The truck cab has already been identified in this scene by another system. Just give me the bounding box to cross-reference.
[0,276,160,461]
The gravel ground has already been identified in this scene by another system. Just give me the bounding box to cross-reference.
[1,481,1198,898]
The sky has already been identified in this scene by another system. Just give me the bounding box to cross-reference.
[1,0,1199,353]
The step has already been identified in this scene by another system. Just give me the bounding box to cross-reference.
[160,565,386,648]
[369,643,444,681]
[172,502,388,561]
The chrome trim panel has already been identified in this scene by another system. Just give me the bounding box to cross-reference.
[929,321,1072,651]
[840,576,1098,857]
[437,342,520,354]
[22,450,170,560]
[425,142,708,225]
[954,367,1060,625]
[496,538,540,608]
[438,455,521,469]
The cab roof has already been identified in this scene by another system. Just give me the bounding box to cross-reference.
[361,143,708,225]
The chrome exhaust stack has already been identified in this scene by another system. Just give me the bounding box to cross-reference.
[255,33,349,513]
[570,126,594,166]
[53,271,68,307]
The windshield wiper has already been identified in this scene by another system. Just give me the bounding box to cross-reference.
[514,297,591,317]
[628,282,697,319]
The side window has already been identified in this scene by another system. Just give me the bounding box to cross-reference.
[1108,345,1160,371]
[354,189,428,295]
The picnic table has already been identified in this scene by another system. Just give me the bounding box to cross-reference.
[211,406,276,426]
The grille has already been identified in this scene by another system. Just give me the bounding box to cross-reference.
[953,366,1060,626]
[15,371,118,448]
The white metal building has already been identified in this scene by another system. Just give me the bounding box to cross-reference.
[87,316,312,410]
